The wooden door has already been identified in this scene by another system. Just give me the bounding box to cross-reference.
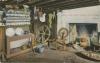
[0,27,5,52]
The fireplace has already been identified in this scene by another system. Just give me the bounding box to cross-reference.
[69,23,98,48]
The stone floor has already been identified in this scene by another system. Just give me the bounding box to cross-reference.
[4,47,100,63]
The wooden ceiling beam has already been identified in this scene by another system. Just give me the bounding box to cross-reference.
[30,0,57,6]
[60,0,100,10]
[43,0,91,8]
[43,0,100,11]
[41,0,76,8]
[43,0,99,10]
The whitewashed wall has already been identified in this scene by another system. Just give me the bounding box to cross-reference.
[57,5,100,43]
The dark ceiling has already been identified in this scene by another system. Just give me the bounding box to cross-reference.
[0,0,100,10]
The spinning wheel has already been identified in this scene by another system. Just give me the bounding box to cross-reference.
[56,28,68,50]
[58,28,68,39]
[36,25,51,44]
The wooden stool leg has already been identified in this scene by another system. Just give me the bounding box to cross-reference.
[0,52,6,61]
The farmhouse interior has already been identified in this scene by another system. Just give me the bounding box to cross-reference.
[0,0,100,63]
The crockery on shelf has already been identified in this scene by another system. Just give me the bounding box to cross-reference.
[6,28,15,37]
[15,27,24,35]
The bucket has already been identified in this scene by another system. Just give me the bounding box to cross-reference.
[35,45,45,53]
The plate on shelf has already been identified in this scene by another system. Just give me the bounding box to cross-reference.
[15,28,24,35]
[6,28,15,37]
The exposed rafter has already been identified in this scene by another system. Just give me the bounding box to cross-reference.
[0,0,100,11]
[40,0,75,7]
[43,0,100,9]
